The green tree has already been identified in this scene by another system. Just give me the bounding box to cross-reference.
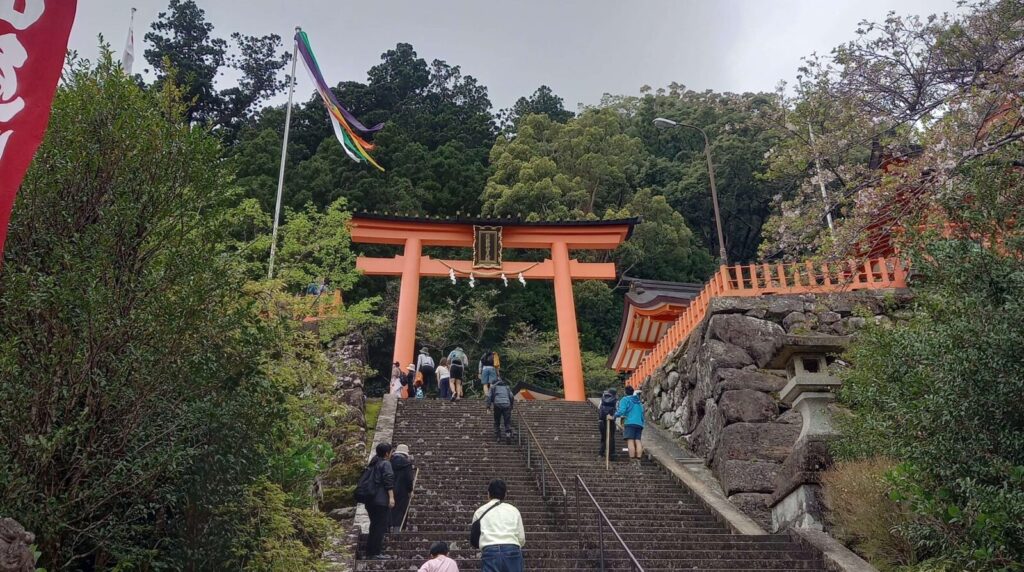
[145,0,289,130]
[0,54,333,570]
[759,0,1024,260]
[229,42,495,215]
[483,109,645,217]
[597,87,786,263]
[499,85,574,131]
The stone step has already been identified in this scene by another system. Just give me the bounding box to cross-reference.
[356,399,824,571]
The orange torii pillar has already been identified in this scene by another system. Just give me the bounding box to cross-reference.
[393,237,422,372]
[350,215,638,401]
[551,241,584,400]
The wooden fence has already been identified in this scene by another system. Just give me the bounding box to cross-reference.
[624,257,909,388]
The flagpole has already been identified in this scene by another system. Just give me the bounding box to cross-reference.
[268,27,301,279]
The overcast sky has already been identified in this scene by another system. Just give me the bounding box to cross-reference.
[69,0,962,112]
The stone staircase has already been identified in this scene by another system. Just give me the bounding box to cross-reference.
[355,399,825,571]
[518,400,825,571]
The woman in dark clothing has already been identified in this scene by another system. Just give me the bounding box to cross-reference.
[366,443,395,559]
[390,444,416,532]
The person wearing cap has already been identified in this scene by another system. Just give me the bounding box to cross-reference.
[447,347,468,401]
[416,347,435,381]
[366,442,396,559]
[418,541,458,572]
[597,388,618,460]
[390,444,416,532]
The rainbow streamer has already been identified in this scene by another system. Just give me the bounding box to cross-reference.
[295,30,385,171]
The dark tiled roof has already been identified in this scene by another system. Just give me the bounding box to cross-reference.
[353,211,641,229]
[622,276,703,307]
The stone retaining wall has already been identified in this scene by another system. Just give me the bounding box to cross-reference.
[320,333,370,571]
[640,292,908,528]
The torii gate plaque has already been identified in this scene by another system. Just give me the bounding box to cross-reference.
[350,213,638,401]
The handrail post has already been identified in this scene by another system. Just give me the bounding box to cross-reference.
[575,478,581,568]
[541,461,547,498]
[605,417,611,470]
[598,510,605,571]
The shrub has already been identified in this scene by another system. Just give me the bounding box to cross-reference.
[822,457,917,569]
[0,54,338,570]
[835,241,1024,570]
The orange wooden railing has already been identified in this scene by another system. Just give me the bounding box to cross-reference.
[624,257,909,388]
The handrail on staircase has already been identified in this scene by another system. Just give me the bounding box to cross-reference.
[513,407,569,521]
[575,475,645,572]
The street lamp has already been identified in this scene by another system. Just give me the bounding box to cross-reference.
[653,117,728,265]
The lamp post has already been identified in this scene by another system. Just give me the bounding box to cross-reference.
[653,117,728,265]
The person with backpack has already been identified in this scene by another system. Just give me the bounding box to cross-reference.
[470,479,524,572]
[390,444,416,533]
[358,443,396,559]
[416,348,435,396]
[479,350,498,396]
[435,358,452,400]
[615,386,646,468]
[598,388,618,460]
[447,347,468,401]
[418,541,459,572]
[486,376,514,443]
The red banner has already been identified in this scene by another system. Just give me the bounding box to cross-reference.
[0,0,78,262]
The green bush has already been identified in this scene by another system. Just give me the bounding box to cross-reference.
[0,54,337,570]
[836,241,1024,570]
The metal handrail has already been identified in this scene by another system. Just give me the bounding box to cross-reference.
[575,475,645,572]
[513,407,570,517]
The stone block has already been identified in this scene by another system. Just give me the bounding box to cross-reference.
[714,422,800,465]
[713,369,787,399]
[719,389,779,423]
[704,338,755,370]
[771,436,835,504]
[690,398,725,460]
[707,297,764,314]
[819,311,842,324]
[782,311,806,333]
[745,308,768,319]
[707,314,785,367]
[728,493,773,530]
[717,459,782,494]
[771,484,827,532]
[766,298,806,319]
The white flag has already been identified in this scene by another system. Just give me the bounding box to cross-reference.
[121,8,136,74]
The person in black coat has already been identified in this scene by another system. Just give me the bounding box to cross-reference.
[389,444,416,532]
[365,443,395,559]
[598,388,618,460]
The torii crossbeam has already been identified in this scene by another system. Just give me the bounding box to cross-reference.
[350,213,638,401]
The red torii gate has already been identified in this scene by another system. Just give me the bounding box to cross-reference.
[350,213,638,401]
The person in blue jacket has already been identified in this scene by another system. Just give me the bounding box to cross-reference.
[615,386,645,468]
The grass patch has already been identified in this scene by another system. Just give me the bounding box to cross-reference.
[364,398,382,448]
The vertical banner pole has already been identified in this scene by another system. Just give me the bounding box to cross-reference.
[268,27,301,279]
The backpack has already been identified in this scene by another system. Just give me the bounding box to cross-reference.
[469,501,502,549]
[354,462,379,505]
[481,351,494,367]
[415,387,425,399]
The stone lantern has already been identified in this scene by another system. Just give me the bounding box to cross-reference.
[765,335,850,532]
